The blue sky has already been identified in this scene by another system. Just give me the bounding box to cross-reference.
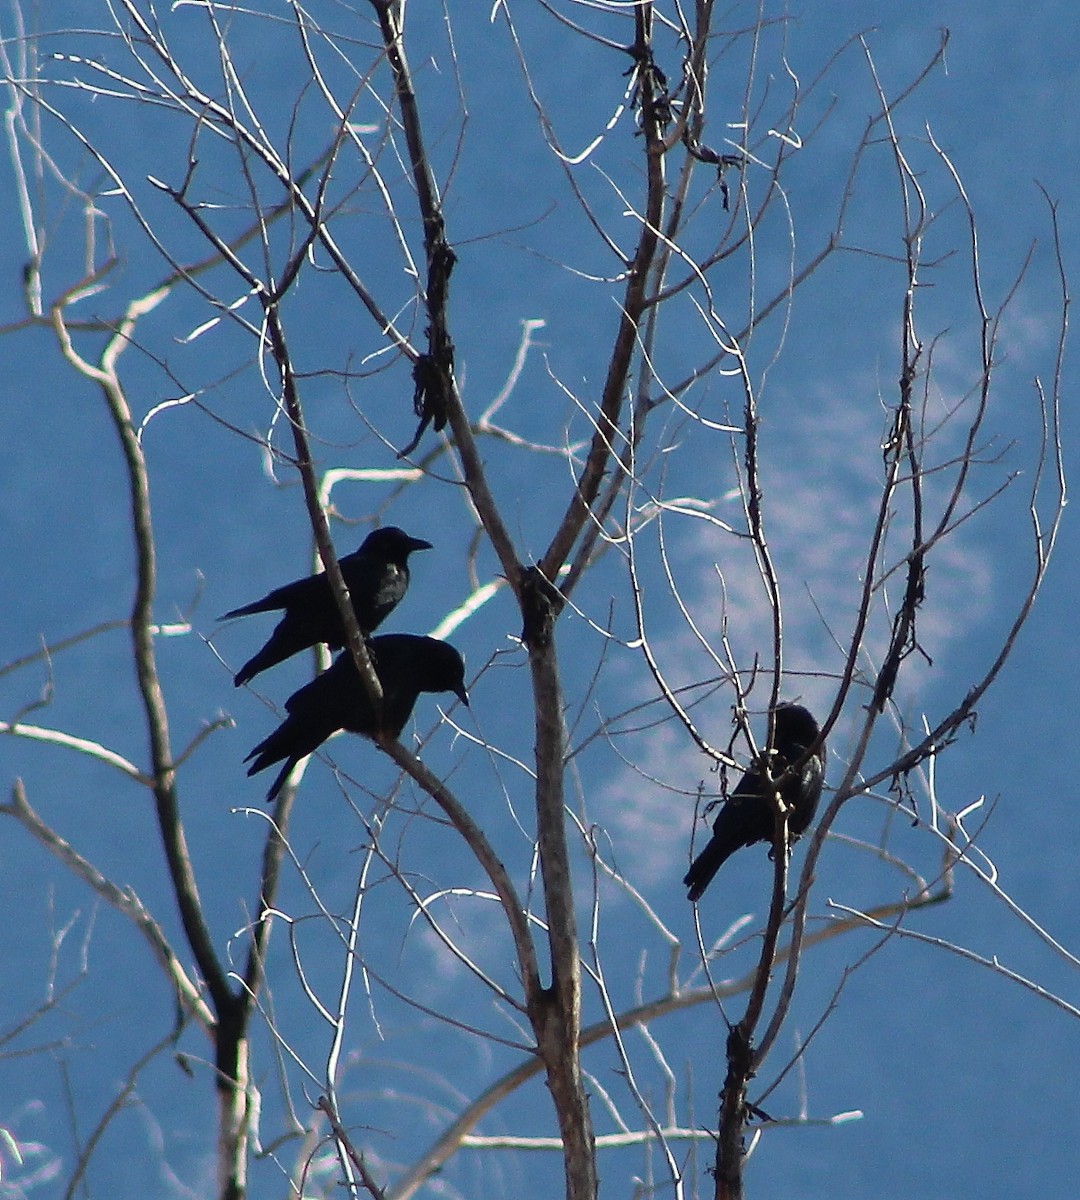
[2,3,1079,1198]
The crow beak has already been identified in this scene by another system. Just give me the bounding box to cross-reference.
[410,537,434,552]
[455,685,470,707]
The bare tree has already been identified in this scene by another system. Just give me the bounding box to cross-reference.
[1,4,1068,1200]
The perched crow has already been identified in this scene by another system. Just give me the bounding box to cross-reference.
[222,526,432,686]
[245,634,468,802]
[684,704,824,902]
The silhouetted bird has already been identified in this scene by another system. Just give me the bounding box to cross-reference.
[222,526,432,687]
[245,634,468,802]
[684,704,824,902]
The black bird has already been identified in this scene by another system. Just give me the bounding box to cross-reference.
[684,704,824,902]
[245,634,468,802]
[222,526,432,687]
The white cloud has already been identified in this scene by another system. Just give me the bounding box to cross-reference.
[594,375,1000,887]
